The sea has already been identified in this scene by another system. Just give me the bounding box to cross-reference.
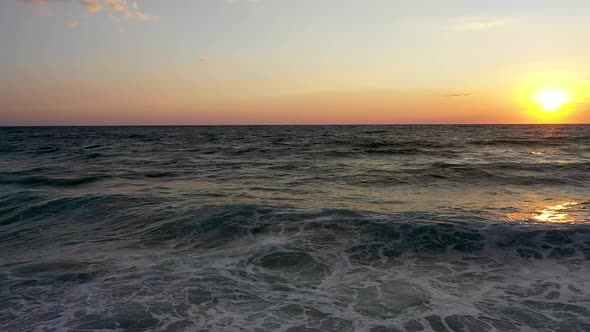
[0,125,589,332]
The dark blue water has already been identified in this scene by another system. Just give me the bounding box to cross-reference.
[1,125,589,331]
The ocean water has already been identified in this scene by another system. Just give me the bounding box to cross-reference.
[0,125,589,332]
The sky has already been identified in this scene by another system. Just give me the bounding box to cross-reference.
[1,0,590,125]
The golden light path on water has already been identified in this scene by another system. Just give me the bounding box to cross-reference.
[508,201,583,223]
[533,201,582,223]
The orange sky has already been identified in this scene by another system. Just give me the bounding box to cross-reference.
[1,0,589,125]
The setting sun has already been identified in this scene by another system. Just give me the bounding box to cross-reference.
[533,88,572,112]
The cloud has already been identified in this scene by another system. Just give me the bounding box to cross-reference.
[22,0,107,12]
[66,20,79,28]
[106,0,126,11]
[445,93,473,97]
[124,10,155,21]
[199,56,210,63]
[22,0,155,23]
[451,18,507,31]
[80,0,102,12]
[22,0,62,4]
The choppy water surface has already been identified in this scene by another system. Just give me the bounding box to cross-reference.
[1,125,589,331]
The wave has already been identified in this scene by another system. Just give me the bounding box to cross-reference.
[0,174,108,188]
[4,202,588,260]
[469,136,590,147]
[403,161,590,186]
[160,205,590,260]
[1,204,589,331]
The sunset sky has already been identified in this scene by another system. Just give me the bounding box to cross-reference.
[1,0,590,125]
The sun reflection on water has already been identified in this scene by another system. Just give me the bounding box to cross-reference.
[506,201,584,223]
[532,201,581,223]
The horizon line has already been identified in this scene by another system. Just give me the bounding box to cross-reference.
[0,123,589,127]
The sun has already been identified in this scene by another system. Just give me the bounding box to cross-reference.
[533,88,572,112]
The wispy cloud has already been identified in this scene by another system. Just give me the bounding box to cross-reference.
[22,0,62,4]
[66,20,79,28]
[106,0,126,11]
[124,10,156,21]
[80,0,102,12]
[445,93,473,97]
[21,0,156,24]
[451,18,508,31]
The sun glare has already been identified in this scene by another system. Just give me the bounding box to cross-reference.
[533,88,572,112]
